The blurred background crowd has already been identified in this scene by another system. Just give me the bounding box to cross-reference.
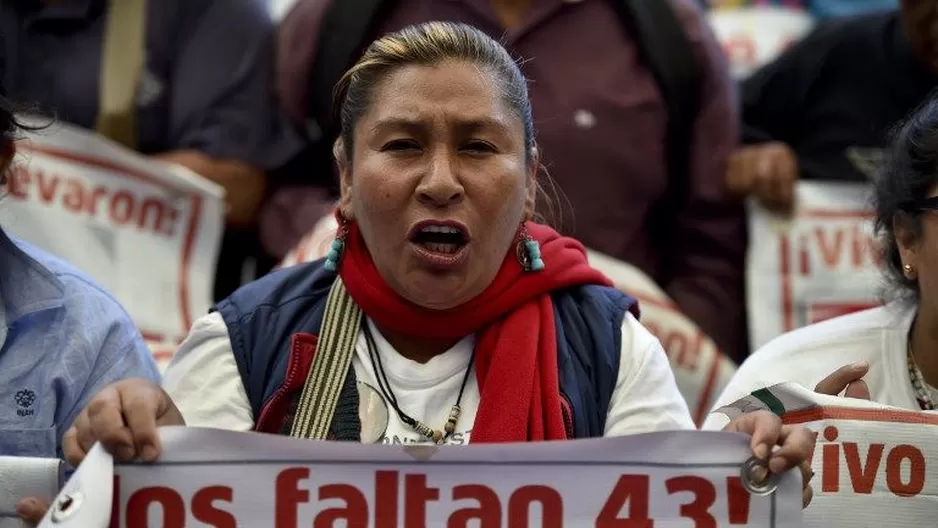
[10,3,938,521]
[0,0,928,390]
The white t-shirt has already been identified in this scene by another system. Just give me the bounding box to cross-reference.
[702,301,922,431]
[163,311,695,443]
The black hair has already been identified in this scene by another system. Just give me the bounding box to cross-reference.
[874,95,938,300]
[0,28,52,187]
[0,99,49,186]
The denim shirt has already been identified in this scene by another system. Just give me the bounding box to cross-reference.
[0,231,160,458]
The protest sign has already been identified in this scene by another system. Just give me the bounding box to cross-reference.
[281,212,738,426]
[40,427,803,527]
[745,181,883,350]
[0,118,225,371]
[708,6,815,79]
[712,382,938,527]
[584,252,737,425]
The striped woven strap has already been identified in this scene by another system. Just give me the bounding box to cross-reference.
[289,278,362,439]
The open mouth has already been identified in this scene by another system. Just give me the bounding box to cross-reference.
[410,224,468,255]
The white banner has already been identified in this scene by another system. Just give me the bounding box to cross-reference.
[40,427,803,527]
[708,6,815,79]
[746,181,882,350]
[713,383,938,527]
[281,212,738,426]
[1,118,225,371]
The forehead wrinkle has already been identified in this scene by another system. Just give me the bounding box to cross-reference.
[362,62,515,136]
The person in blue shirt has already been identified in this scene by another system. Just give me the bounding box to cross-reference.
[0,221,160,458]
[0,100,161,517]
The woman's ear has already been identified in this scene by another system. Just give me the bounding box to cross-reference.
[335,138,354,219]
[523,146,539,218]
[894,213,920,269]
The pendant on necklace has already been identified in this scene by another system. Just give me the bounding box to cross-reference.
[357,381,390,444]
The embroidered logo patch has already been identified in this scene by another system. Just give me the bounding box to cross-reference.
[14,389,36,417]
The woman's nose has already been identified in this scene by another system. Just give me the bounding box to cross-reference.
[416,153,464,207]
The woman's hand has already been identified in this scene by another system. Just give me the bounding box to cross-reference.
[814,361,872,400]
[726,142,799,213]
[17,379,184,526]
[724,410,816,508]
[63,378,185,466]
[15,499,48,526]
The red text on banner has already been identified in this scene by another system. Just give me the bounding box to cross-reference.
[7,165,181,237]
[112,470,762,527]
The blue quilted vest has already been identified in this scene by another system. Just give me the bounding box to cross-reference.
[214,259,638,439]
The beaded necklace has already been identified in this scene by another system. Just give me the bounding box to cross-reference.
[362,321,475,444]
[906,332,937,411]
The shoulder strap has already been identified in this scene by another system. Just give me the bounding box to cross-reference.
[612,0,703,257]
[305,0,389,141]
[95,0,147,150]
[290,278,363,439]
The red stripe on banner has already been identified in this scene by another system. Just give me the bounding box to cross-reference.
[140,331,164,342]
[783,407,938,426]
[178,195,201,329]
[142,330,185,363]
[779,234,794,332]
[799,234,810,277]
[151,349,175,362]
[19,144,177,191]
[801,209,874,220]
[808,302,879,325]
[142,331,178,363]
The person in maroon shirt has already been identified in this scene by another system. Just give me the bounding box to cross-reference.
[272,0,747,361]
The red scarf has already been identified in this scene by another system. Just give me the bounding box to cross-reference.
[338,219,612,442]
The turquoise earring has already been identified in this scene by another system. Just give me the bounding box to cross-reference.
[324,218,349,272]
[516,225,544,272]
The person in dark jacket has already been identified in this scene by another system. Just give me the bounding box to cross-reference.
[726,0,934,211]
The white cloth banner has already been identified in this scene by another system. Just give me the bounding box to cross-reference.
[281,212,738,426]
[746,181,882,350]
[0,457,62,528]
[1,118,225,371]
[712,383,938,528]
[39,427,803,527]
[708,6,815,79]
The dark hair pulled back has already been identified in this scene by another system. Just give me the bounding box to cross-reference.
[874,95,938,300]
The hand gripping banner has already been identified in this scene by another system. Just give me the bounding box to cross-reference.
[712,382,938,527]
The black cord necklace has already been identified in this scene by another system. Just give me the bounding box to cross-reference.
[362,320,475,444]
